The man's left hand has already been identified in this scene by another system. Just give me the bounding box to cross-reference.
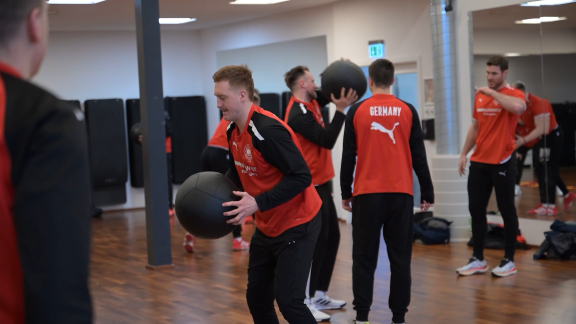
[223,191,259,225]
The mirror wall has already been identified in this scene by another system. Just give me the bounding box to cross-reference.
[540,1,576,221]
[472,1,575,220]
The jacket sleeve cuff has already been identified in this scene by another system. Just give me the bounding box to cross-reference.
[254,194,269,213]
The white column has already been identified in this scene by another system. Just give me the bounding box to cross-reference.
[431,155,470,242]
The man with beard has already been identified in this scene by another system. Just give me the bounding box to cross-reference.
[457,55,526,278]
[283,65,357,321]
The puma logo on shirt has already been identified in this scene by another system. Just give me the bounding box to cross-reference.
[341,94,433,201]
[371,121,400,144]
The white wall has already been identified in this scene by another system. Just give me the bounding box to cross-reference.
[34,30,204,209]
[200,0,435,220]
[216,36,328,94]
[331,0,433,79]
[330,0,434,220]
[473,29,576,55]
[35,30,203,102]
[200,5,335,136]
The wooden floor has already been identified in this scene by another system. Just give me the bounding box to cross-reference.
[91,209,576,324]
[488,167,576,221]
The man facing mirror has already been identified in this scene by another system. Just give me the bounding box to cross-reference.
[513,82,576,215]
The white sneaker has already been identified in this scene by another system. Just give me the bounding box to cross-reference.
[492,259,517,277]
[557,187,563,197]
[313,295,346,310]
[515,184,522,196]
[456,257,489,276]
[306,299,331,322]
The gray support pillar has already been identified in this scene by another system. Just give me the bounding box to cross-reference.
[468,11,475,110]
[135,0,173,267]
[429,0,470,242]
[430,0,460,154]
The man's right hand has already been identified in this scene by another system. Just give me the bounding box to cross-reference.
[342,198,353,212]
[458,155,468,176]
[476,87,495,97]
[331,88,358,113]
[421,201,433,211]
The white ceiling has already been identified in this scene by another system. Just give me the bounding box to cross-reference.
[48,1,576,33]
[473,2,576,31]
[48,0,342,32]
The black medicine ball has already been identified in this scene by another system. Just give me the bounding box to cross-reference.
[129,122,141,145]
[175,172,240,239]
[321,60,367,103]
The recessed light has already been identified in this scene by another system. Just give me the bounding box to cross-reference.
[504,53,523,57]
[521,0,575,6]
[515,16,567,24]
[47,0,106,4]
[230,0,289,4]
[159,18,197,25]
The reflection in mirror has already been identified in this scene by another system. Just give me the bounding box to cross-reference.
[539,1,576,220]
[472,4,547,219]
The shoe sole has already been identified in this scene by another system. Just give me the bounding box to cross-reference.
[528,211,547,215]
[184,244,194,253]
[184,235,194,253]
[456,267,489,276]
[314,303,347,310]
[232,247,250,251]
[563,199,574,211]
[492,269,517,277]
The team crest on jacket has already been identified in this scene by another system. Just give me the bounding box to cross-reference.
[244,144,253,162]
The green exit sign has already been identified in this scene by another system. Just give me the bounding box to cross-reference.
[368,41,385,59]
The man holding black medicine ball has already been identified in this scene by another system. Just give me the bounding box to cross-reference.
[181,91,261,253]
[214,65,322,324]
[284,64,357,321]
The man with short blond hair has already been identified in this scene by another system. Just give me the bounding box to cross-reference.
[214,65,321,324]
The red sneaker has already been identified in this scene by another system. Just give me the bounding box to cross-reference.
[563,192,576,211]
[528,204,547,215]
[232,238,250,251]
[183,233,195,253]
[548,206,559,216]
[169,208,175,217]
